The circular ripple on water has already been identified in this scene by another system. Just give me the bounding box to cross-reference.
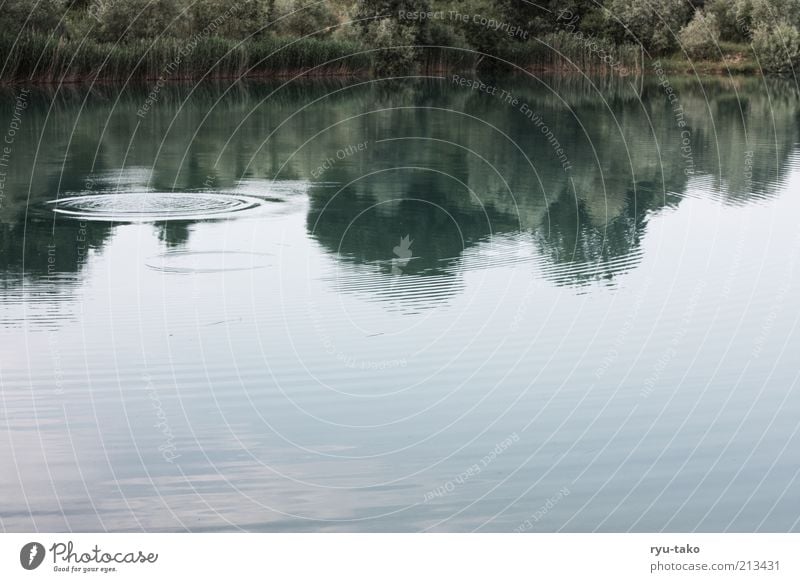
[48,192,264,222]
[145,251,271,274]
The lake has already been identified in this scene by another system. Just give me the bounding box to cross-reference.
[1,74,799,532]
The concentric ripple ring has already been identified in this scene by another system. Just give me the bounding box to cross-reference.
[145,251,271,274]
[48,192,264,222]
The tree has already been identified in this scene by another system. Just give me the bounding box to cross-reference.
[752,20,800,74]
[707,0,747,42]
[355,0,432,74]
[190,0,270,39]
[272,0,339,37]
[95,0,184,42]
[747,0,800,30]
[1,0,66,36]
[606,0,693,53]
[679,10,721,58]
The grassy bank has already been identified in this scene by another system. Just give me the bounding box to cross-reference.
[0,0,795,86]
[0,34,649,85]
[0,34,373,84]
[653,43,760,76]
[0,33,760,86]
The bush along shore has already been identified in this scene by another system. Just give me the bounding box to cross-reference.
[0,0,791,84]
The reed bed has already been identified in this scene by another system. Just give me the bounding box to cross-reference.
[0,30,644,85]
[507,32,643,75]
[418,35,642,76]
[0,34,374,84]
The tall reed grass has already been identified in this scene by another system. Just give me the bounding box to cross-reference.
[417,34,642,76]
[506,32,643,75]
[0,33,374,83]
[0,29,643,85]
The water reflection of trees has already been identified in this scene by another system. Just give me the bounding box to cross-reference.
[306,75,797,288]
[0,75,797,291]
[0,217,112,329]
[0,218,110,279]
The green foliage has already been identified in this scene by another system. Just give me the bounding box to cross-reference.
[529,30,641,74]
[747,0,800,30]
[0,0,786,80]
[189,0,270,39]
[94,0,185,42]
[732,0,754,37]
[0,32,372,82]
[680,11,721,59]
[272,0,339,37]
[707,0,747,42]
[739,0,800,73]
[606,0,693,53]
[752,21,800,74]
[0,0,66,36]
[444,0,510,59]
[734,0,800,38]
[354,0,431,74]
[578,6,617,40]
[481,0,568,36]
[426,0,558,70]
[362,18,418,75]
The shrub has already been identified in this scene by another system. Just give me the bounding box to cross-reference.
[354,0,431,75]
[95,0,185,43]
[189,0,270,40]
[272,0,339,38]
[363,18,418,76]
[747,0,800,30]
[752,21,800,74]
[707,0,746,42]
[606,0,693,54]
[679,11,721,59]
[0,0,66,36]
[448,0,511,56]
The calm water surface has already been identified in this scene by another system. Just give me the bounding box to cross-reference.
[1,75,799,532]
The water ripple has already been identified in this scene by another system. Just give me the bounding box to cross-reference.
[145,250,271,274]
[47,192,264,222]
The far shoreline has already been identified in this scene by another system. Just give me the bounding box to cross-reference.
[0,59,767,88]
